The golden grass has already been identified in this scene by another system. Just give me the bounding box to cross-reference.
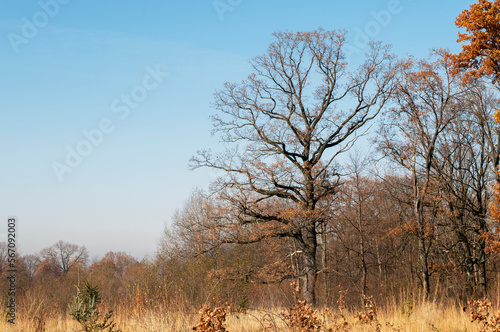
[374,301,474,332]
[0,301,480,331]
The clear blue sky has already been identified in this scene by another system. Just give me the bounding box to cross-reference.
[0,0,476,259]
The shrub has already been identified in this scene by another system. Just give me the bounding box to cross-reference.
[68,281,121,332]
[192,305,230,332]
[464,299,500,332]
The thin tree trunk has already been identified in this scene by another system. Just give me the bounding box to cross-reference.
[375,240,385,289]
[321,222,329,306]
[359,202,367,301]
[416,198,430,297]
[418,230,430,297]
[413,155,431,298]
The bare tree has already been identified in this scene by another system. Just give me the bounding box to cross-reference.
[40,240,88,274]
[431,83,500,298]
[333,153,381,303]
[160,191,225,258]
[377,52,463,296]
[191,29,399,304]
[465,84,500,183]
[22,253,41,279]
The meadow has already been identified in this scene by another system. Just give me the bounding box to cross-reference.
[0,289,490,332]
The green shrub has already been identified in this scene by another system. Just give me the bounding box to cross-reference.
[68,281,121,332]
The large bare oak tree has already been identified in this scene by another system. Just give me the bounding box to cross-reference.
[191,29,398,304]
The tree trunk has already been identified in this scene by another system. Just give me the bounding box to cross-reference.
[300,224,317,305]
[358,200,367,302]
[418,231,430,297]
[475,245,487,298]
[361,249,367,301]
[375,240,386,290]
[319,222,329,306]
[416,199,430,297]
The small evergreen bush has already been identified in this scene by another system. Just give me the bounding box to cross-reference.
[68,281,121,332]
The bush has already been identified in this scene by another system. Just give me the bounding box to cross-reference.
[68,281,121,332]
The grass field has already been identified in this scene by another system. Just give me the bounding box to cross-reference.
[0,299,482,332]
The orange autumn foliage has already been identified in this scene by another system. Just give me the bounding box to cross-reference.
[449,0,500,84]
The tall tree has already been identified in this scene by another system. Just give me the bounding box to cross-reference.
[191,29,398,304]
[449,0,500,296]
[377,52,463,296]
[433,102,491,297]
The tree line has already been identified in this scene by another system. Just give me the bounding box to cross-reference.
[173,0,500,306]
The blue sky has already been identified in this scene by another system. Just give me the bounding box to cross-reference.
[0,0,476,259]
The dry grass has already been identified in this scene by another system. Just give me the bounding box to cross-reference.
[0,299,482,332]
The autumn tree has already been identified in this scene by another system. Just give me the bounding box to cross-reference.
[191,29,399,304]
[450,1,500,291]
[479,87,500,263]
[377,52,463,296]
[90,252,137,278]
[429,83,500,298]
[449,0,500,85]
[88,252,139,307]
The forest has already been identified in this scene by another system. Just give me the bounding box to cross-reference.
[4,0,500,331]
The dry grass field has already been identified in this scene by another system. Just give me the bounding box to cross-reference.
[0,297,483,332]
